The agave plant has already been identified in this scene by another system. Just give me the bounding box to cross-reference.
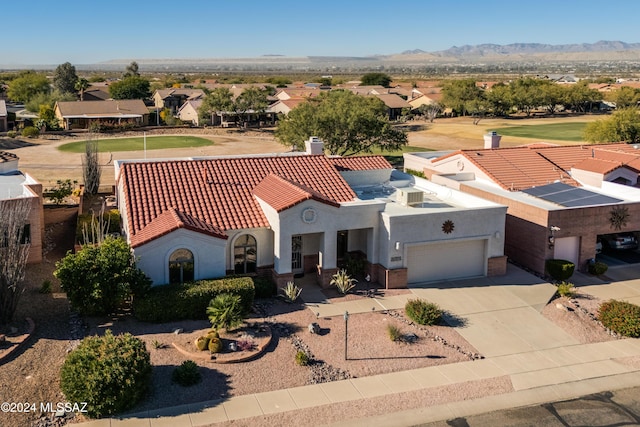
[280,281,302,303]
[330,269,357,295]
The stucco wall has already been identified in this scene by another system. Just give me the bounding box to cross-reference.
[134,228,227,285]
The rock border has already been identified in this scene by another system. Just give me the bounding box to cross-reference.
[172,322,272,364]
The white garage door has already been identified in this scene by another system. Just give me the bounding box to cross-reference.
[407,239,486,284]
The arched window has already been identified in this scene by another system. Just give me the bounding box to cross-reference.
[169,248,194,284]
[234,235,257,274]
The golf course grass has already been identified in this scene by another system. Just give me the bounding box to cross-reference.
[493,122,587,142]
[371,145,432,167]
[58,135,213,153]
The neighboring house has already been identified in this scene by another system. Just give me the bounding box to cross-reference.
[266,98,307,116]
[116,138,507,288]
[371,93,411,120]
[177,99,203,126]
[82,86,111,101]
[0,152,43,263]
[405,135,640,276]
[275,88,320,101]
[0,100,7,132]
[152,89,205,115]
[54,100,150,130]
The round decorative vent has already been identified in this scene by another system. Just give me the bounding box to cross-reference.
[442,220,455,234]
[302,208,317,224]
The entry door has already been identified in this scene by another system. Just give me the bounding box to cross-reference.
[292,235,303,274]
[554,236,580,265]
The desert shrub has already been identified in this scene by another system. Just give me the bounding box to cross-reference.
[280,281,302,303]
[47,179,78,205]
[208,337,223,353]
[151,340,165,349]
[54,237,151,316]
[556,282,575,298]
[172,360,201,387]
[134,277,255,322]
[545,259,575,281]
[295,350,309,366]
[60,330,151,418]
[598,300,640,338]
[387,324,402,342]
[7,130,17,138]
[588,261,609,276]
[330,269,357,295]
[21,126,40,138]
[207,293,244,331]
[39,279,52,294]
[195,336,210,351]
[76,210,121,245]
[253,277,277,298]
[404,298,443,325]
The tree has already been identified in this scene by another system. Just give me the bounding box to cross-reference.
[485,83,512,117]
[508,78,545,116]
[441,79,483,116]
[564,81,602,113]
[124,61,140,77]
[584,108,640,144]
[360,72,392,88]
[7,71,50,103]
[54,237,151,316]
[275,90,408,156]
[75,77,89,101]
[109,76,150,100]
[0,198,31,324]
[608,86,640,109]
[233,87,269,128]
[53,62,78,94]
[417,102,441,123]
[83,136,101,195]
[198,87,234,125]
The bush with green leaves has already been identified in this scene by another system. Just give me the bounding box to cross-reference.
[588,261,609,276]
[54,237,151,315]
[172,360,201,387]
[545,259,575,281]
[598,300,640,338]
[134,277,255,322]
[207,293,244,331]
[253,277,277,298]
[21,126,40,138]
[556,282,575,298]
[47,179,78,205]
[404,299,443,325]
[330,269,357,295]
[60,330,151,418]
[295,350,309,366]
[7,130,17,138]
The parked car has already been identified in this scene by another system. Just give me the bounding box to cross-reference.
[599,233,639,251]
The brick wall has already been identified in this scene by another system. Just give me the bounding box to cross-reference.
[43,205,79,225]
[487,255,508,276]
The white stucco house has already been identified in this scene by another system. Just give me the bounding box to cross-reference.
[115,138,508,288]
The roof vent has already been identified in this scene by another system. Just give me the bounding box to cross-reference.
[396,188,424,206]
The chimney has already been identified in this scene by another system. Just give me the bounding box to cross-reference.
[484,131,501,149]
[305,136,324,155]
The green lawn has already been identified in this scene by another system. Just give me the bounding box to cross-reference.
[492,122,587,142]
[58,136,213,153]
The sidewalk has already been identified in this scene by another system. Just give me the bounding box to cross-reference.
[75,265,640,426]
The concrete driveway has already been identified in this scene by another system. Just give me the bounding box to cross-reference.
[410,265,580,357]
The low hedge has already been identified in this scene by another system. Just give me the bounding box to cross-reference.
[598,300,640,338]
[134,277,255,323]
[545,259,575,281]
[588,261,608,276]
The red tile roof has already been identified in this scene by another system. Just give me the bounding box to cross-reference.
[253,174,340,212]
[120,155,359,247]
[433,143,640,191]
[331,156,392,171]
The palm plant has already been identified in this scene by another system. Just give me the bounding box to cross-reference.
[206,293,244,331]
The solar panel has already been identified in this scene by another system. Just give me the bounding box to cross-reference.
[522,183,623,207]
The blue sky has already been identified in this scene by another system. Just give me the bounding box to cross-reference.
[5,0,640,65]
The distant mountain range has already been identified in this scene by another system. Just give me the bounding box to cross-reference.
[402,40,640,57]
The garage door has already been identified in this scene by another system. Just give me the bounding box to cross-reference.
[406,239,486,284]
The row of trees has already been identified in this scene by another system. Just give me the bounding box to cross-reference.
[197,86,270,128]
[440,78,609,121]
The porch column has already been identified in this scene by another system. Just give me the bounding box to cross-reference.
[317,232,338,287]
[273,233,292,275]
